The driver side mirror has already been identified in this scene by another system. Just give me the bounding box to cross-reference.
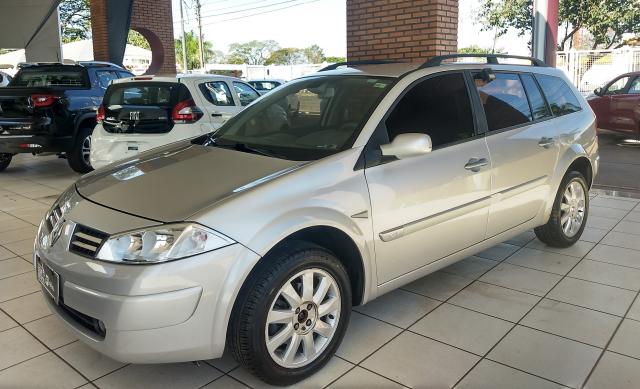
[594,87,603,96]
[380,133,432,160]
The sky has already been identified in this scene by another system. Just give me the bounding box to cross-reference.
[170,0,530,58]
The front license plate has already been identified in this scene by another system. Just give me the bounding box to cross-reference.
[36,258,59,304]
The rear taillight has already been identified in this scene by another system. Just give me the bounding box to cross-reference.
[171,99,203,123]
[96,104,105,123]
[31,94,59,108]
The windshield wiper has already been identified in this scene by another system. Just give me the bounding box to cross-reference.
[209,138,286,159]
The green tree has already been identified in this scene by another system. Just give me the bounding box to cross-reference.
[458,45,492,54]
[324,56,346,63]
[266,48,306,65]
[59,0,91,43]
[226,40,279,65]
[127,31,150,50]
[479,0,640,50]
[303,44,325,63]
[174,31,214,70]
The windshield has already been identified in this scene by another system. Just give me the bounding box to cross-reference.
[207,76,394,161]
[10,67,87,88]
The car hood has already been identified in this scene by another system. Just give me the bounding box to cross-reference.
[75,143,303,222]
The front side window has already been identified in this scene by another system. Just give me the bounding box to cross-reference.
[520,73,551,120]
[201,81,234,106]
[249,81,281,92]
[628,77,640,94]
[475,72,532,131]
[605,76,631,95]
[208,76,394,160]
[385,73,474,148]
[536,74,582,116]
[233,82,260,106]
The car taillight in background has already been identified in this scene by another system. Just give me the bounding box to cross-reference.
[31,94,59,108]
[96,104,105,123]
[172,99,203,123]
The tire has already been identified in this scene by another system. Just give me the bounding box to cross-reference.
[228,241,352,386]
[67,127,93,174]
[535,171,589,247]
[0,153,12,172]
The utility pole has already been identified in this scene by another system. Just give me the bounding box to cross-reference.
[179,0,188,73]
[194,0,205,71]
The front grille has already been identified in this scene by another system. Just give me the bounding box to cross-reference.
[69,224,108,258]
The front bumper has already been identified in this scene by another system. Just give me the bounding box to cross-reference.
[35,190,260,363]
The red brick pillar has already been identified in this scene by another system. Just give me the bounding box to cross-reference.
[347,0,458,62]
[90,0,176,75]
[131,0,176,75]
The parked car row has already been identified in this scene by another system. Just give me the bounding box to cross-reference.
[35,55,598,385]
[0,62,265,173]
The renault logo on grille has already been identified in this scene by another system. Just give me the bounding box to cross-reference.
[47,207,65,247]
[129,111,141,121]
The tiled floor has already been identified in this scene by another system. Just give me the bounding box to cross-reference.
[1,154,640,388]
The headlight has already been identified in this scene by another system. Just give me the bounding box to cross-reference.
[96,223,235,264]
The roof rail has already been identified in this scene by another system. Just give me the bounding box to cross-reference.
[318,60,404,72]
[420,54,548,68]
[77,61,124,69]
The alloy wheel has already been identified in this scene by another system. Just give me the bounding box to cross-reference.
[560,180,586,238]
[265,268,341,368]
[81,135,91,165]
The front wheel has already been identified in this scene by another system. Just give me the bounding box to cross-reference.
[228,242,351,386]
[0,153,12,172]
[535,171,589,247]
[67,127,93,174]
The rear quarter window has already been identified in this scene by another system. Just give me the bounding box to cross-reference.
[535,74,582,116]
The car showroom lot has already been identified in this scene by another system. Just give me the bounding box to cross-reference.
[0,153,639,388]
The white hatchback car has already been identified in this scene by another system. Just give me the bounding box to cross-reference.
[90,74,260,169]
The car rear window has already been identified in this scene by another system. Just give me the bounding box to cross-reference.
[11,67,88,87]
[105,82,191,106]
[535,74,582,116]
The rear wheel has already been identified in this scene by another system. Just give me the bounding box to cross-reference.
[0,153,12,172]
[535,171,589,247]
[67,127,93,174]
[228,242,351,386]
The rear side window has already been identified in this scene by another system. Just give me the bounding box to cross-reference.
[200,81,234,106]
[386,72,475,148]
[535,74,581,116]
[11,67,87,87]
[474,72,531,131]
[520,73,551,120]
[96,70,120,88]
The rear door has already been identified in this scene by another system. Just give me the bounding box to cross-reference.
[477,71,560,237]
[198,80,240,129]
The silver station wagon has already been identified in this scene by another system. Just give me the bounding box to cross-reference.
[35,54,598,385]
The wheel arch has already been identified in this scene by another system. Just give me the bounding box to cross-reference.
[73,113,97,137]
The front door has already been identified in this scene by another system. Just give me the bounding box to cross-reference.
[365,72,491,284]
[610,76,640,134]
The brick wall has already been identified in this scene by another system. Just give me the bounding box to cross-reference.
[90,0,176,75]
[347,0,458,62]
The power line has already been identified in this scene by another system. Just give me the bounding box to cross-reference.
[173,0,315,24]
[200,0,322,26]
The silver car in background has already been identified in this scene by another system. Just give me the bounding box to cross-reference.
[34,55,598,386]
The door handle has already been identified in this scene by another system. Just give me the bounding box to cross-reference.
[538,137,556,148]
[211,112,223,117]
[464,158,488,172]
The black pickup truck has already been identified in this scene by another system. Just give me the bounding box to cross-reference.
[0,62,133,173]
